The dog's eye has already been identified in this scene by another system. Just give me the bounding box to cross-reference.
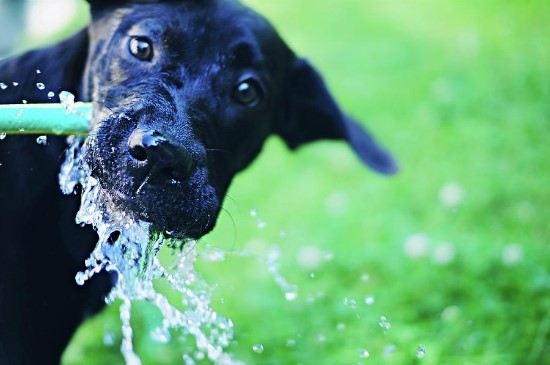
[232,78,262,106]
[129,37,154,61]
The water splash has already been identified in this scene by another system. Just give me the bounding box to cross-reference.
[59,90,76,113]
[343,297,358,309]
[59,137,242,365]
[384,344,396,356]
[36,135,47,145]
[252,344,264,354]
[358,349,370,358]
[264,246,298,301]
[416,344,426,358]
[379,316,391,332]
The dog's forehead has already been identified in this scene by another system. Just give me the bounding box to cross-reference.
[89,0,285,66]
[94,1,272,42]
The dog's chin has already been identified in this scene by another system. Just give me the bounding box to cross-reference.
[101,182,220,240]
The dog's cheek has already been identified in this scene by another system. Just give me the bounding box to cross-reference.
[213,109,273,173]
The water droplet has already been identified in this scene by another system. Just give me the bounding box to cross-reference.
[36,82,45,90]
[337,323,346,331]
[359,349,370,358]
[36,135,47,145]
[252,344,264,353]
[75,271,87,286]
[502,243,523,266]
[284,286,298,301]
[296,245,323,269]
[432,242,456,265]
[441,305,460,322]
[0,133,6,140]
[404,233,430,258]
[256,219,266,229]
[379,316,391,331]
[317,334,326,343]
[286,339,297,347]
[364,296,375,305]
[0,83,8,90]
[324,191,349,215]
[36,69,41,74]
[344,298,357,309]
[151,328,170,344]
[183,354,196,365]
[103,331,116,346]
[59,91,75,112]
[279,230,287,238]
[250,208,258,217]
[309,272,315,279]
[12,82,18,87]
[323,251,335,261]
[21,100,27,104]
[384,344,396,356]
[202,247,225,262]
[47,91,55,99]
[438,182,464,208]
[416,345,426,358]
[360,273,370,282]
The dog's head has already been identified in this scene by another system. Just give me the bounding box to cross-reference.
[81,0,397,239]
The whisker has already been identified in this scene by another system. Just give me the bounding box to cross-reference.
[135,172,152,195]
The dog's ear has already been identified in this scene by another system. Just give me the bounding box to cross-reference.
[276,59,398,175]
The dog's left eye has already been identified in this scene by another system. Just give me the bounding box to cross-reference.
[129,37,154,61]
[232,78,262,106]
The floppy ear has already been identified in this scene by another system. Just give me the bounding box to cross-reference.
[276,59,398,175]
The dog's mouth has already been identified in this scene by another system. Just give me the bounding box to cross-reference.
[82,114,221,239]
[105,169,219,239]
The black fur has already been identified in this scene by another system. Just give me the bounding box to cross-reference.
[0,0,396,363]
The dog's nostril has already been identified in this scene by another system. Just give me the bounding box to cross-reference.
[128,129,149,161]
[129,144,148,161]
[128,129,166,162]
[127,128,194,183]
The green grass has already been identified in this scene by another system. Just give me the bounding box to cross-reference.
[60,0,550,364]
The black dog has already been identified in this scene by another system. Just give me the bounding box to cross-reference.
[0,0,397,363]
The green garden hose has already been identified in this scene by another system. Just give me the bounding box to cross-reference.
[0,103,91,135]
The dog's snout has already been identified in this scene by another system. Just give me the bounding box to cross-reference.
[127,128,194,183]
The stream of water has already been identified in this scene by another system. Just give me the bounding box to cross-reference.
[59,137,243,365]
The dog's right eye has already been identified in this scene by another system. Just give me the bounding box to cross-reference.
[128,37,154,61]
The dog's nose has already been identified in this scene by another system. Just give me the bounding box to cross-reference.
[127,129,194,182]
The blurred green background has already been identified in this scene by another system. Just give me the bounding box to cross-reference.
[3,0,549,364]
